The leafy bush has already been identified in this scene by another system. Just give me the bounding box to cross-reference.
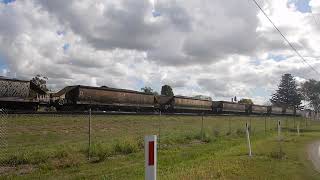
[236,128,246,136]
[113,139,139,155]
[212,129,220,137]
[2,150,51,166]
[90,143,114,162]
[269,150,286,160]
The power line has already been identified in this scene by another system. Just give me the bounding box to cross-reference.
[311,13,320,27]
[251,0,320,76]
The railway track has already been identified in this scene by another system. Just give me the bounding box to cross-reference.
[4,110,295,117]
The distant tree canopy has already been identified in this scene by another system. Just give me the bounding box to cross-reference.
[238,98,253,104]
[193,95,212,101]
[31,74,49,92]
[141,86,158,95]
[300,79,320,112]
[161,85,174,96]
[270,73,301,108]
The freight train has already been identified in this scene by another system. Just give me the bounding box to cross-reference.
[0,77,304,116]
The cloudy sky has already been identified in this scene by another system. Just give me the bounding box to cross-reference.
[0,0,320,104]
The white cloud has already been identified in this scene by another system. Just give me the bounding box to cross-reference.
[0,0,319,105]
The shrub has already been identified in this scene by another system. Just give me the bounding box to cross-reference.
[201,132,212,143]
[269,150,286,160]
[2,153,30,166]
[236,128,246,136]
[212,129,220,137]
[193,131,212,143]
[90,143,114,162]
[113,139,139,155]
[2,150,51,166]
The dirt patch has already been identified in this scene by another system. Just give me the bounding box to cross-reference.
[0,166,16,175]
[17,164,34,175]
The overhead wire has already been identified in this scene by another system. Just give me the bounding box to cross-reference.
[251,0,320,76]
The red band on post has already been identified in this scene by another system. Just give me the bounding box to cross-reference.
[148,141,155,165]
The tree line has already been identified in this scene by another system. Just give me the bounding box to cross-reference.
[141,85,174,96]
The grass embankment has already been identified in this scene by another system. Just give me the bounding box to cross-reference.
[0,114,319,179]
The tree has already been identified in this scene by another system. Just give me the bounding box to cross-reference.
[31,74,49,92]
[300,79,320,112]
[141,86,159,95]
[161,85,174,96]
[238,98,253,104]
[270,73,301,108]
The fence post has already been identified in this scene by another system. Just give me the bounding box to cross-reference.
[158,111,161,149]
[246,123,252,157]
[264,115,267,134]
[297,123,300,136]
[285,117,288,133]
[228,116,231,134]
[145,135,157,180]
[278,120,282,141]
[249,116,252,134]
[88,108,92,160]
[201,113,204,140]
[305,117,308,128]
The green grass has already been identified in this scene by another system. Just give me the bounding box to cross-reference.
[0,114,319,179]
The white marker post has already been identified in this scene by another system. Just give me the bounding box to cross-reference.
[297,123,300,136]
[246,123,252,157]
[145,135,157,180]
[278,120,282,141]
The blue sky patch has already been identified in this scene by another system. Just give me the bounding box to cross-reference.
[63,43,70,51]
[0,0,15,4]
[288,0,311,13]
[0,55,8,74]
[252,87,270,97]
[268,54,286,62]
[152,10,161,18]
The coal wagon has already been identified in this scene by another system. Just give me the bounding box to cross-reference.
[155,95,173,111]
[172,96,212,113]
[284,107,294,115]
[58,85,155,111]
[295,109,303,116]
[270,106,283,115]
[155,95,212,113]
[250,105,269,115]
[212,101,247,114]
[0,77,47,110]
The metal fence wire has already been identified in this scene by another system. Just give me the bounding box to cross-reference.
[0,109,8,167]
[0,112,312,177]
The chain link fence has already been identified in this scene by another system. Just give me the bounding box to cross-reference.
[0,112,313,176]
[0,109,8,171]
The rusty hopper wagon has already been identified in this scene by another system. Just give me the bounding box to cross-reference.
[271,106,283,115]
[284,107,294,115]
[250,105,269,115]
[57,85,155,111]
[171,96,212,113]
[213,101,247,114]
[295,109,303,116]
[0,77,47,110]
